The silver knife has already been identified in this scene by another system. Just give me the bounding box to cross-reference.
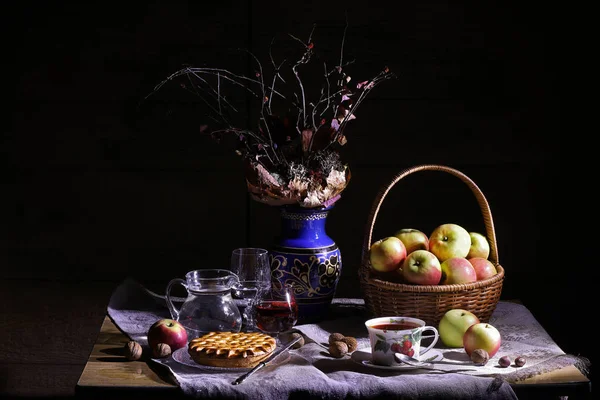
[232,335,302,385]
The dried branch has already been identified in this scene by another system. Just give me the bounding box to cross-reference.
[144,23,395,209]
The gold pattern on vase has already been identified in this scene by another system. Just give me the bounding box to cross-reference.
[271,253,341,298]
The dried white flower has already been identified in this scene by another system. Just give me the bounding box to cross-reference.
[326,169,346,190]
[302,191,322,208]
[321,187,333,201]
[288,177,309,194]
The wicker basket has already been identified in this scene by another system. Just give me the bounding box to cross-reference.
[359,164,505,326]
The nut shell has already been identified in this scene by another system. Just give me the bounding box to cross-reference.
[340,336,358,352]
[153,343,172,358]
[124,340,143,361]
[515,356,526,367]
[328,332,345,344]
[470,349,489,366]
[328,341,348,358]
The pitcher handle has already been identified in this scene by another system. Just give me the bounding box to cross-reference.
[166,278,186,321]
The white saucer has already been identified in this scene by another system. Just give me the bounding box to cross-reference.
[351,348,444,371]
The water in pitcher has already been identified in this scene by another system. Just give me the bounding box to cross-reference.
[166,269,243,338]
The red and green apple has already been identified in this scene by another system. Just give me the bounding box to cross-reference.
[394,228,429,255]
[429,223,471,262]
[467,232,490,259]
[463,322,502,357]
[402,250,441,285]
[369,236,407,272]
[468,257,497,280]
[438,309,480,348]
[147,319,188,351]
[440,257,477,284]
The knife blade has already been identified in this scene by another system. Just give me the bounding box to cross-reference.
[232,335,302,385]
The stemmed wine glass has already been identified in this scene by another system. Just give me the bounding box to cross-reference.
[229,247,272,332]
[254,284,298,342]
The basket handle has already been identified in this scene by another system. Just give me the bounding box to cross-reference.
[360,164,499,273]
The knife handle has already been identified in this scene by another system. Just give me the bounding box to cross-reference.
[232,361,266,385]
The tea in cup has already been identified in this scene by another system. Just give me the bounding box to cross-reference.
[365,316,439,366]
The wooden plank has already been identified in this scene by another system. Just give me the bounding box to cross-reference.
[77,316,176,390]
[514,366,590,385]
[77,350,176,389]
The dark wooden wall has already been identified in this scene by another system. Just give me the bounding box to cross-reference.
[2,0,589,397]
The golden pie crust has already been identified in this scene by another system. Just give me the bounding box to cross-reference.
[188,331,277,368]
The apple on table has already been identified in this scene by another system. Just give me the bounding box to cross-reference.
[438,309,480,348]
[467,232,490,259]
[402,250,441,285]
[394,228,429,254]
[440,257,477,284]
[147,318,188,352]
[468,257,497,280]
[369,236,407,273]
[463,322,502,357]
[429,223,471,262]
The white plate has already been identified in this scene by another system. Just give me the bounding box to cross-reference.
[351,348,444,371]
[171,347,291,372]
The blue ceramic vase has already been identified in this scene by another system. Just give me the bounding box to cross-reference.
[269,204,342,323]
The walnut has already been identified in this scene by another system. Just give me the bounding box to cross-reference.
[153,343,172,358]
[328,341,348,358]
[470,349,489,366]
[124,340,143,361]
[340,336,358,352]
[328,332,345,344]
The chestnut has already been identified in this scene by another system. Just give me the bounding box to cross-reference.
[498,355,511,368]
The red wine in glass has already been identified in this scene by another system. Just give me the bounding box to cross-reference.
[255,300,298,333]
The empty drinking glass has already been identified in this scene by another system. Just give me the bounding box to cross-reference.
[229,248,272,331]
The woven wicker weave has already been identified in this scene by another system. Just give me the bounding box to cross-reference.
[358,164,504,326]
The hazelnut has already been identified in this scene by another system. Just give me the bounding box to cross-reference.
[498,355,511,368]
[124,340,143,361]
[153,343,172,358]
[340,336,358,352]
[470,349,489,366]
[328,341,348,358]
[329,332,345,344]
[515,356,526,367]
[281,332,305,349]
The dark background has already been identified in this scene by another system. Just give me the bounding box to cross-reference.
[2,0,590,397]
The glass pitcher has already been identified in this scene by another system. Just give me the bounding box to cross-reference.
[166,269,243,338]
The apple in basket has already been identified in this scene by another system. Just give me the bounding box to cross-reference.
[402,250,441,285]
[467,232,490,259]
[463,322,502,357]
[468,257,497,280]
[440,257,477,284]
[369,236,407,272]
[147,319,188,351]
[438,309,480,348]
[429,223,471,262]
[394,228,429,255]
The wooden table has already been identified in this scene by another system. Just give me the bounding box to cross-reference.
[76,316,591,399]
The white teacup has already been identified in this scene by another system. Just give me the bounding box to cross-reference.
[365,316,440,366]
